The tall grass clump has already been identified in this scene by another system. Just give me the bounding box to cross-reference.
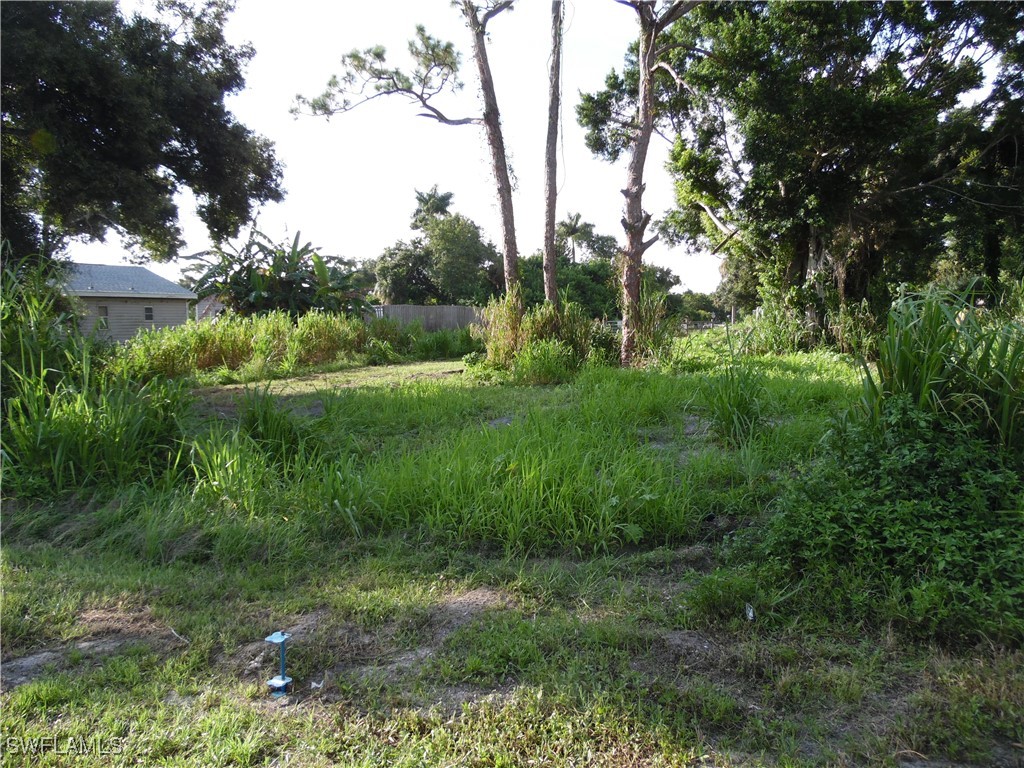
[737,283,818,356]
[2,256,190,496]
[110,313,254,380]
[238,386,307,466]
[0,257,95,398]
[360,366,723,553]
[284,310,360,369]
[3,351,190,496]
[411,326,480,361]
[473,289,603,381]
[475,287,524,369]
[511,339,575,385]
[372,407,700,554]
[112,309,473,382]
[632,289,673,363]
[700,362,765,447]
[863,285,1024,453]
[826,298,879,359]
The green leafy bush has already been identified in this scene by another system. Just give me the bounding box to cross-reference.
[761,397,1024,644]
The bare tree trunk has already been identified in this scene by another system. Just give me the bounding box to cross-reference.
[543,0,562,307]
[619,5,659,366]
[617,1,698,366]
[462,1,520,296]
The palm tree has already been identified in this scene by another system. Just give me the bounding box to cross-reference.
[411,186,454,230]
[556,213,583,263]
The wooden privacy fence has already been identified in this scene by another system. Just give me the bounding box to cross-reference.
[373,305,482,332]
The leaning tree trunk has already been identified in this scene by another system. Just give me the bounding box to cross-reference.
[464,1,520,296]
[542,0,563,307]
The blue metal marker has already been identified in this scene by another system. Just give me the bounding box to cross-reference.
[265,631,292,697]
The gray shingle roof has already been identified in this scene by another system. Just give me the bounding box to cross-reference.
[66,263,197,300]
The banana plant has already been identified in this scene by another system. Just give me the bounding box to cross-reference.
[185,229,370,318]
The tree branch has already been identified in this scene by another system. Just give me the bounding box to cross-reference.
[481,0,515,27]
[416,102,481,125]
[657,1,700,31]
[696,200,736,237]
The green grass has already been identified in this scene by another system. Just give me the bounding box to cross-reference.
[3,534,1021,766]
[3,341,1021,766]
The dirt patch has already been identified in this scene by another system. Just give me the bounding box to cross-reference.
[634,544,717,604]
[634,628,730,683]
[338,586,511,685]
[78,606,167,636]
[0,606,186,692]
[231,609,375,680]
[406,368,464,381]
[244,587,513,705]
[433,586,509,641]
[667,544,716,574]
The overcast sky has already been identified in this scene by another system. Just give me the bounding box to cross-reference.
[70,0,723,294]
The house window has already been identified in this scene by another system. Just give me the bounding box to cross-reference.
[97,305,108,330]
[144,306,154,321]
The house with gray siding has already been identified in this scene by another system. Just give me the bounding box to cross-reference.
[66,263,197,342]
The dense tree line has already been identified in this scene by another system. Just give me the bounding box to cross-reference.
[368,189,697,320]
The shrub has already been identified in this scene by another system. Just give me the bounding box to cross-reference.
[760,396,1024,645]
[475,287,523,369]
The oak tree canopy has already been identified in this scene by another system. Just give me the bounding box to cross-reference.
[1,0,283,263]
